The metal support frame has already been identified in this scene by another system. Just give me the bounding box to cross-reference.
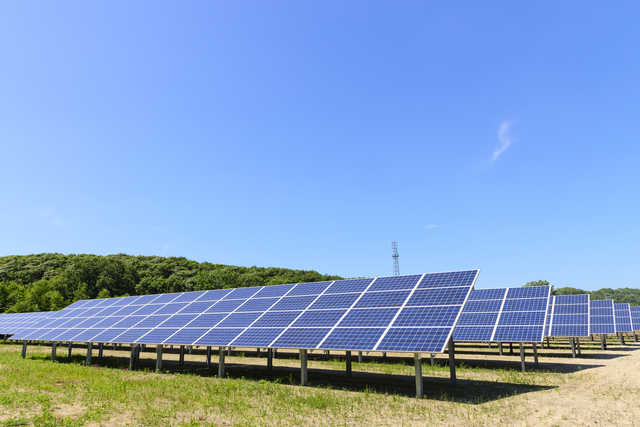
[156,345,163,371]
[600,334,606,350]
[206,346,212,368]
[382,351,387,362]
[619,332,626,345]
[2,335,6,345]
[86,342,93,366]
[179,345,185,366]
[448,339,457,387]
[51,342,57,362]
[228,347,232,356]
[21,341,27,358]
[576,338,581,355]
[129,344,136,370]
[414,353,423,398]
[570,337,576,358]
[218,347,225,378]
[430,353,435,366]
[634,333,638,343]
[546,337,550,348]
[346,351,352,378]
[358,351,363,363]
[300,349,308,386]
[498,342,503,355]
[67,342,73,358]
[98,343,103,359]
[267,348,273,371]
[533,342,539,366]
[519,342,525,372]
[509,342,513,354]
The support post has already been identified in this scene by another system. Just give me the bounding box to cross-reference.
[228,347,232,356]
[414,352,423,398]
[519,342,525,372]
[300,349,308,386]
[533,342,539,366]
[448,339,457,387]
[570,337,576,358]
[67,342,73,358]
[218,347,225,378]
[358,351,363,363]
[382,351,387,362]
[546,337,550,348]
[51,342,57,362]
[156,345,163,371]
[86,342,93,366]
[509,342,513,354]
[576,338,581,356]
[21,341,27,358]
[634,333,638,343]
[498,342,503,355]
[619,332,626,345]
[129,344,136,370]
[600,334,606,350]
[430,353,435,366]
[179,345,185,366]
[346,351,352,378]
[2,335,5,345]
[206,346,212,368]
[98,343,103,359]
[267,348,273,371]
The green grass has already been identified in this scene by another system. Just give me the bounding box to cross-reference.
[0,343,572,426]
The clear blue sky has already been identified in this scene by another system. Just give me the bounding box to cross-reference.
[1,2,639,291]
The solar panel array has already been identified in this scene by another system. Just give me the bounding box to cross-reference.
[630,306,640,332]
[453,288,506,341]
[614,303,633,333]
[453,286,550,342]
[544,295,590,337]
[589,300,616,335]
[10,270,479,353]
[0,312,58,336]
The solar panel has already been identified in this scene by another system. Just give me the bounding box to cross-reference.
[630,306,640,332]
[614,303,633,333]
[545,295,590,337]
[10,270,480,353]
[0,311,60,336]
[452,288,506,341]
[492,286,551,342]
[589,300,615,334]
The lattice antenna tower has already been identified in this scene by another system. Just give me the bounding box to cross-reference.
[392,242,400,276]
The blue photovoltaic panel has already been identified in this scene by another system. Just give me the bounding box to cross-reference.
[614,303,633,333]
[630,307,640,332]
[589,300,615,334]
[10,270,480,353]
[452,288,506,341]
[491,286,550,342]
[546,295,590,337]
[0,312,61,336]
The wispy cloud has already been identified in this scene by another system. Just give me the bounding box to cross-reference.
[38,208,69,228]
[492,120,516,161]
[426,224,439,229]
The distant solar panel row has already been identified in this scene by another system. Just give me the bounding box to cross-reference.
[9,270,479,353]
[0,312,57,336]
[453,286,550,342]
[589,300,616,335]
[614,303,633,333]
[545,295,590,338]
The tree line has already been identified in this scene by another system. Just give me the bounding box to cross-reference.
[0,253,342,313]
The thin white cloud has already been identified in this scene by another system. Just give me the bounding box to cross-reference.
[38,208,69,228]
[426,224,439,229]
[154,227,169,232]
[492,120,516,161]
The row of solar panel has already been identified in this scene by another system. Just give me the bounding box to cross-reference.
[1,271,481,353]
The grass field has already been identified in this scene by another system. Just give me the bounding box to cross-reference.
[1,338,639,426]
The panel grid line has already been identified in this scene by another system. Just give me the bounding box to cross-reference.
[371,274,425,350]
[314,278,377,349]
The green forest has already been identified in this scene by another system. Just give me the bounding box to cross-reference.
[1,253,638,314]
[0,253,342,313]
